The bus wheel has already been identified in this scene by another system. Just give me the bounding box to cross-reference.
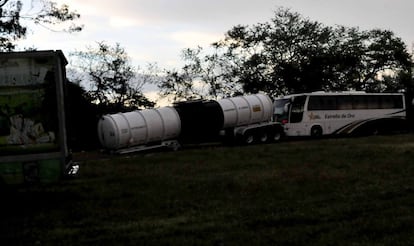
[311,126,323,138]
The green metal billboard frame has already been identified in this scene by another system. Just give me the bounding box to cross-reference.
[0,50,71,184]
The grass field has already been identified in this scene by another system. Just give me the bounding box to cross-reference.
[2,134,414,245]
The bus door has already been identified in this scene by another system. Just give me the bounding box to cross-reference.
[286,96,307,136]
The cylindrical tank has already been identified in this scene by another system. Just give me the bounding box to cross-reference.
[98,93,273,150]
[97,107,181,150]
[218,94,273,128]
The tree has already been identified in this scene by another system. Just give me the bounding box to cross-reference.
[158,46,242,101]
[71,41,155,113]
[65,81,100,150]
[325,28,412,92]
[159,8,411,99]
[0,0,82,51]
[220,8,411,97]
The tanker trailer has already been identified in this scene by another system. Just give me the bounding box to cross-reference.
[217,93,284,144]
[98,93,283,153]
[97,107,181,154]
[174,93,284,145]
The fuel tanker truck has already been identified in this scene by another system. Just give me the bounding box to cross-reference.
[97,94,283,154]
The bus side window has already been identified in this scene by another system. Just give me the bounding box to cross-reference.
[353,95,367,109]
[308,96,322,110]
[393,95,404,108]
[381,97,393,109]
[381,95,403,109]
[309,96,337,110]
[324,96,337,110]
[366,96,380,109]
[337,96,353,110]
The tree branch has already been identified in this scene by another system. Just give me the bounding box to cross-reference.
[0,0,8,8]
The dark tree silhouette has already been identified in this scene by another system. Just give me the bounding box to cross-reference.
[0,0,82,51]
[159,8,412,100]
[71,42,155,113]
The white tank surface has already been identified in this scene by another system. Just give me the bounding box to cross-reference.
[98,107,181,150]
[218,94,273,128]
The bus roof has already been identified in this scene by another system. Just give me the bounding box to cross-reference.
[276,91,404,99]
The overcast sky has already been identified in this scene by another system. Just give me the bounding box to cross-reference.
[18,0,414,69]
[15,0,414,105]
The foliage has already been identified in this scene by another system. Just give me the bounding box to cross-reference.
[158,46,243,101]
[65,81,100,150]
[0,0,82,51]
[70,42,155,112]
[159,8,412,100]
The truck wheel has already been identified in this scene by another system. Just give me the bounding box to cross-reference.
[259,131,268,143]
[272,130,282,142]
[244,132,255,145]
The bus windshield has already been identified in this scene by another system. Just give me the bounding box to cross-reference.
[273,98,290,123]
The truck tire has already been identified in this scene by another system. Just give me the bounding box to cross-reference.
[267,126,283,143]
[272,130,282,142]
[258,131,268,143]
[243,131,255,145]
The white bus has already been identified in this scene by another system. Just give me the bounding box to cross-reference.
[273,91,407,137]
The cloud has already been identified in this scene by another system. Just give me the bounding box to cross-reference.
[143,90,175,107]
[170,31,223,48]
[54,0,276,29]
[23,0,414,70]
[108,16,142,28]
[52,0,414,40]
